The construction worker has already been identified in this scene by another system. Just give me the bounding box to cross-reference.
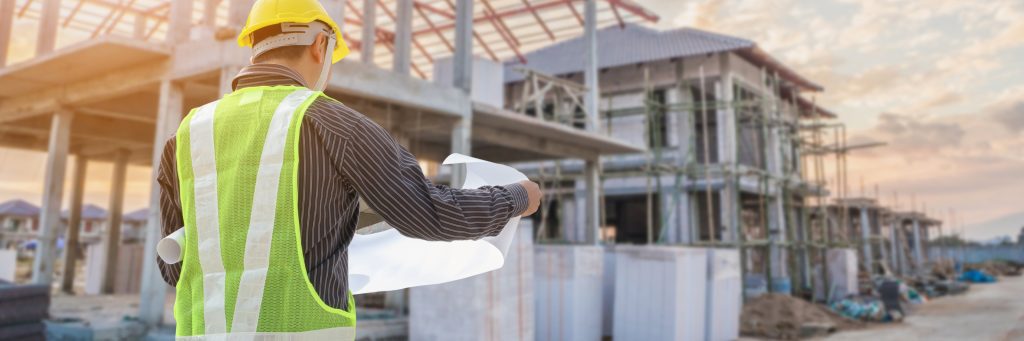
[155,0,542,339]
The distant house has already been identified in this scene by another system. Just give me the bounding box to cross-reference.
[122,208,149,242]
[0,199,40,247]
[62,204,108,244]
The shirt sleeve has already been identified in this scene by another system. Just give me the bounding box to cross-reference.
[334,115,529,242]
[157,136,183,287]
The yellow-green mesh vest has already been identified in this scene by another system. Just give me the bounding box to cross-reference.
[174,86,356,338]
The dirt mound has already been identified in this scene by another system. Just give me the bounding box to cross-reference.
[741,294,863,340]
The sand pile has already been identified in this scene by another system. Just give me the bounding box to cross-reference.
[740,294,863,340]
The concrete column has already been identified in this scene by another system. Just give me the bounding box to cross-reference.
[36,0,61,55]
[660,182,690,244]
[859,206,872,272]
[61,155,88,294]
[583,0,599,131]
[31,110,73,285]
[0,0,15,66]
[449,0,473,187]
[768,197,787,279]
[133,14,147,39]
[583,160,601,244]
[714,69,740,245]
[169,0,195,44]
[203,0,219,28]
[360,0,377,65]
[912,218,924,274]
[228,0,254,28]
[392,0,413,75]
[102,149,130,294]
[139,80,185,326]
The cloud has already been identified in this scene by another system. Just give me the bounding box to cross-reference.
[991,101,1024,133]
[870,113,966,158]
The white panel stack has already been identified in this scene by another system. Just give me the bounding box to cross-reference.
[601,245,616,338]
[613,246,707,341]
[535,245,603,341]
[0,249,15,281]
[706,248,741,341]
[827,248,859,300]
[409,220,535,341]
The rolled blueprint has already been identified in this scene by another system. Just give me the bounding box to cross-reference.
[157,153,527,295]
[157,227,185,264]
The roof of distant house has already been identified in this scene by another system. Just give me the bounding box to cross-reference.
[61,204,108,221]
[504,24,822,92]
[0,199,40,217]
[123,208,149,223]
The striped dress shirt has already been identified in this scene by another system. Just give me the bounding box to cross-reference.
[157,63,529,310]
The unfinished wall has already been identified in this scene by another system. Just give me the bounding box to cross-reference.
[409,220,535,341]
[613,245,707,341]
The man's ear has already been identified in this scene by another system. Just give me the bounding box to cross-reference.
[310,32,329,64]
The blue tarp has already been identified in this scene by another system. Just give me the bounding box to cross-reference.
[959,269,996,283]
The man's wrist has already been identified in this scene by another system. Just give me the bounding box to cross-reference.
[505,183,530,217]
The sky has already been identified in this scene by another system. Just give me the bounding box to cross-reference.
[1,0,1022,240]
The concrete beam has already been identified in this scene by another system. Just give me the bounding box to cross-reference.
[36,0,61,56]
[102,149,130,294]
[0,0,15,66]
[449,0,473,187]
[392,0,413,75]
[138,80,184,326]
[31,110,73,285]
[0,61,168,123]
[202,0,219,28]
[60,155,88,294]
[360,0,377,64]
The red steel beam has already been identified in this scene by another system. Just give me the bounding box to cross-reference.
[376,0,434,63]
[443,0,499,62]
[414,3,453,52]
[412,1,453,20]
[104,0,138,35]
[606,0,659,23]
[609,0,625,28]
[480,0,524,63]
[413,0,584,36]
[62,0,86,27]
[519,0,555,41]
[17,0,34,18]
[566,1,583,26]
[481,0,519,46]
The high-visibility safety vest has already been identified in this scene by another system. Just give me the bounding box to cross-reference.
[174,86,357,340]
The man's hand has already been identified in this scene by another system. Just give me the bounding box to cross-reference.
[519,180,542,217]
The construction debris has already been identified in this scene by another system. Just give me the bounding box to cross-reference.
[0,280,49,340]
[740,293,862,340]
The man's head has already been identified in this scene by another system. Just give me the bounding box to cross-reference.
[236,0,350,90]
[250,21,335,90]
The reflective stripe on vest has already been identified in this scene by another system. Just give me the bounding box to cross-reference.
[176,87,356,339]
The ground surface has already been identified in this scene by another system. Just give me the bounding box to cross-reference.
[823,275,1024,341]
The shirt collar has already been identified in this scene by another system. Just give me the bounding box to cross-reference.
[231,63,310,91]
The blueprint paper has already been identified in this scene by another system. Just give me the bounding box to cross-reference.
[157,153,527,295]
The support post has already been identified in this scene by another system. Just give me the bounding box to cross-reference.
[36,0,61,55]
[133,14,147,39]
[581,0,602,245]
[32,110,73,285]
[449,0,473,187]
[360,0,377,65]
[228,0,254,28]
[912,217,924,275]
[392,0,413,75]
[168,0,195,44]
[203,0,219,28]
[138,80,185,326]
[0,0,15,66]
[859,205,873,273]
[102,149,130,294]
[61,155,88,294]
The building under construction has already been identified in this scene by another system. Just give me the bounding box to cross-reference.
[0,0,953,340]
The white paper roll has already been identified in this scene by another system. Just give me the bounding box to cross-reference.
[157,227,185,264]
[156,153,527,295]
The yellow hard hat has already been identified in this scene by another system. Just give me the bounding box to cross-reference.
[237,0,350,64]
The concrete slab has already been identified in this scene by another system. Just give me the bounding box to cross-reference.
[534,244,603,341]
[409,220,535,341]
[613,245,707,341]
